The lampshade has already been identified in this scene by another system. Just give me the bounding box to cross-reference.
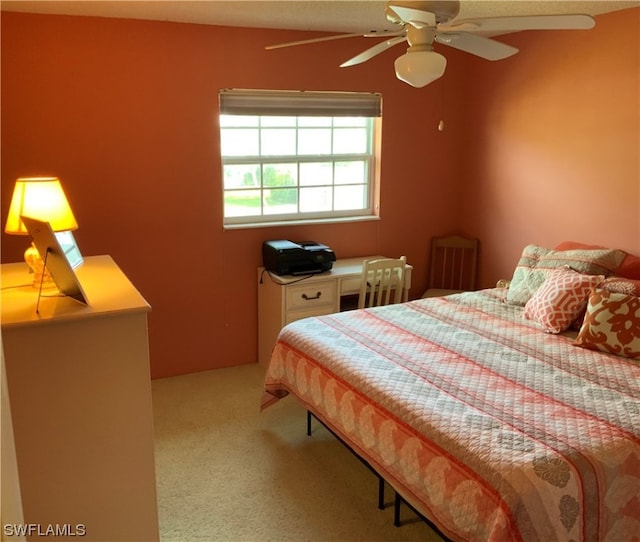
[394,49,447,88]
[4,177,78,234]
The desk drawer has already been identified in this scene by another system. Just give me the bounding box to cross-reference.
[340,277,362,296]
[286,281,336,311]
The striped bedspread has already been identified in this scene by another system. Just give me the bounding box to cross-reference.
[261,289,640,542]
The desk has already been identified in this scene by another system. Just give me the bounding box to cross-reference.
[1,255,159,542]
[257,256,412,366]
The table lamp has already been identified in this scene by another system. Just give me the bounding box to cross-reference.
[4,176,78,287]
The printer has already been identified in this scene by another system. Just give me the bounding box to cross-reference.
[262,240,336,275]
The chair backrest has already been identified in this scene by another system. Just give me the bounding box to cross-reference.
[428,235,478,292]
[358,256,407,309]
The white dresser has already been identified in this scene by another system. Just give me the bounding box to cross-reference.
[257,256,412,366]
[1,255,159,542]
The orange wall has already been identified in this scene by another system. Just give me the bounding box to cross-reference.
[460,8,640,287]
[2,9,638,378]
[1,12,465,377]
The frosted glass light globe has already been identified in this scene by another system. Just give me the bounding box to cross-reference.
[394,50,447,88]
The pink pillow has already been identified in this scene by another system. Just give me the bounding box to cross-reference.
[574,289,640,360]
[523,267,604,333]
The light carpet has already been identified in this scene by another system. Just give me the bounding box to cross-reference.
[152,363,445,542]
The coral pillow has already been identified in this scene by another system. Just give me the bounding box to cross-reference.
[523,268,604,333]
[574,289,640,360]
[507,244,625,306]
[554,241,604,251]
[617,253,640,280]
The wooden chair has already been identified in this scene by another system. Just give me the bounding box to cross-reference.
[422,236,478,298]
[358,256,407,309]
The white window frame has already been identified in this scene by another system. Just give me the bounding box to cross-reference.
[219,89,382,229]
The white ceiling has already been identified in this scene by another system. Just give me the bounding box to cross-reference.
[2,1,639,34]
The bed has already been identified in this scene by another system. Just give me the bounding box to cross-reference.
[261,244,640,542]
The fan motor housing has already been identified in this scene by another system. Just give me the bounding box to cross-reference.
[387,1,460,24]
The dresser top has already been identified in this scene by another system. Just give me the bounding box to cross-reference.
[1,255,150,328]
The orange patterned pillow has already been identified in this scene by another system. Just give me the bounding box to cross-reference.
[523,267,604,333]
[574,289,640,359]
[569,276,640,332]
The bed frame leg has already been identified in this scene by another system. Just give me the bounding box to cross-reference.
[394,492,401,526]
[303,411,447,539]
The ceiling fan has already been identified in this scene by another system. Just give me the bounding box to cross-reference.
[266,1,596,88]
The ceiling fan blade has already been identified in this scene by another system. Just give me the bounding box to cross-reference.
[265,29,404,51]
[436,32,518,61]
[265,33,367,51]
[340,36,407,67]
[440,14,595,34]
[387,5,436,28]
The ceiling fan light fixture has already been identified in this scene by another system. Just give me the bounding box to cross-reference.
[394,49,447,88]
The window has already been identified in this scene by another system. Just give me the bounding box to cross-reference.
[219,89,382,228]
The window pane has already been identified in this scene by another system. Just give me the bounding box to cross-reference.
[264,188,298,214]
[298,128,331,155]
[333,128,367,154]
[300,187,332,212]
[335,185,366,211]
[220,115,258,127]
[223,164,261,189]
[299,117,332,127]
[262,128,296,155]
[220,128,259,156]
[263,163,297,188]
[333,117,367,127]
[335,161,365,184]
[299,162,332,186]
[224,189,262,217]
[261,116,296,127]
